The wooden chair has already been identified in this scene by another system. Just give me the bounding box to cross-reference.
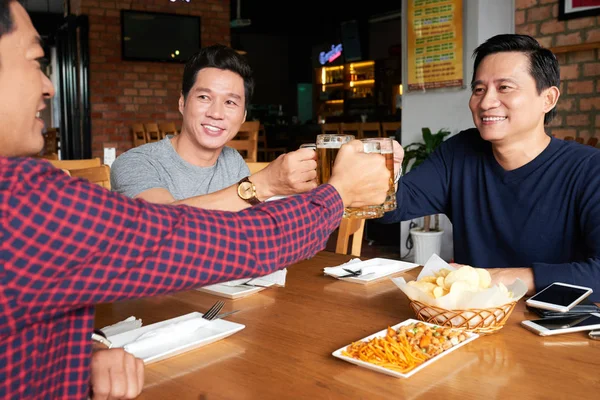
[320,123,341,135]
[359,122,382,139]
[44,128,59,155]
[68,165,111,189]
[49,157,102,170]
[340,122,361,137]
[144,122,161,143]
[158,122,178,139]
[131,123,147,147]
[586,137,598,147]
[335,218,365,257]
[257,123,286,162]
[246,162,270,174]
[381,121,401,138]
[229,121,259,162]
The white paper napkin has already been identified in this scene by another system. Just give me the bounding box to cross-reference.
[123,316,210,356]
[322,258,362,277]
[324,258,412,278]
[100,316,143,337]
[220,269,287,288]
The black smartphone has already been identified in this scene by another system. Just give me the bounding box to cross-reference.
[527,300,600,318]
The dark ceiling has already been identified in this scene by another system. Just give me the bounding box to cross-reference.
[230,0,401,36]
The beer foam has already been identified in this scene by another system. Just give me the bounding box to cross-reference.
[317,143,343,149]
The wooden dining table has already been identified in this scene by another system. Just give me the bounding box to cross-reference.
[95,251,600,399]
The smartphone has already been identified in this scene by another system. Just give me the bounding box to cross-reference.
[526,300,600,318]
[521,313,600,336]
[525,282,593,312]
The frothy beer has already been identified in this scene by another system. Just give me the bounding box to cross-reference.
[317,144,341,185]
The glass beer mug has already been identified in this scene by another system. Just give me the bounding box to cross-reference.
[316,134,386,219]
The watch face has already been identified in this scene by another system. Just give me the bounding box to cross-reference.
[239,181,254,199]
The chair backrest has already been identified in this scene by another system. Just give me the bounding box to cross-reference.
[258,123,267,148]
[49,157,102,170]
[381,121,401,138]
[144,122,161,143]
[44,128,59,155]
[587,137,598,147]
[158,122,178,138]
[68,165,111,189]
[246,162,270,174]
[131,123,147,147]
[321,123,341,135]
[359,122,382,139]
[340,122,361,137]
[335,218,365,257]
[229,121,259,162]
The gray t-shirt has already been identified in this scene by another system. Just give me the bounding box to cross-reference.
[110,137,250,200]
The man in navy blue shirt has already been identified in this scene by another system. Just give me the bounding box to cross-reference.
[384,34,600,301]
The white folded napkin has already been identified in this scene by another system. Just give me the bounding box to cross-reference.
[324,258,403,278]
[220,269,287,288]
[123,316,210,356]
[100,316,143,337]
[323,258,362,277]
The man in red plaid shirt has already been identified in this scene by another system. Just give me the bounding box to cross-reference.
[0,1,390,399]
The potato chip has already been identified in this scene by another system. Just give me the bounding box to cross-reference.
[445,266,480,290]
[476,268,492,289]
[433,286,446,298]
[435,268,452,278]
[419,275,438,284]
[436,276,446,288]
[449,280,471,294]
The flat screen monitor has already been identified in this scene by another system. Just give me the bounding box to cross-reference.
[340,20,362,62]
[121,10,201,63]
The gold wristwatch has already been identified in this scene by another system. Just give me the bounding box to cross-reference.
[237,176,261,205]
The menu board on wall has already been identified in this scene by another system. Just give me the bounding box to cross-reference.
[407,0,464,91]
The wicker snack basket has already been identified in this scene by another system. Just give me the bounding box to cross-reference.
[409,299,517,335]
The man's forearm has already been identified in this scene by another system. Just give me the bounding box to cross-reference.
[172,185,251,211]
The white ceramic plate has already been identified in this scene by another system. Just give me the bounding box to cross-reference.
[332,318,479,378]
[323,258,420,285]
[108,312,245,363]
[196,283,266,299]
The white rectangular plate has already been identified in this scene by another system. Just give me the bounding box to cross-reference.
[196,283,266,299]
[332,318,479,378]
[324,258,420,285]
[108,312,245,363]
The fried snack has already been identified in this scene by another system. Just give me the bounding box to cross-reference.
[406,265,512,300]
[342,322,468,373]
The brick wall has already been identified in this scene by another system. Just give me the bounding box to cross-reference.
[515,0,599,143]
[71,0,230,157]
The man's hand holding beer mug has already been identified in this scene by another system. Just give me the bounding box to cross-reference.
[327,139,389,210]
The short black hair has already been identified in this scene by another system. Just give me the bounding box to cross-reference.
[471,34,560,125]
[181,44,254,109]
[0,0,18,39]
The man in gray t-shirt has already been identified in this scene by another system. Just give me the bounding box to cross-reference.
[111,137,249,200]
[111,45,317,211]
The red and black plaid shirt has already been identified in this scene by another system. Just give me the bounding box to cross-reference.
[0,157,343,399]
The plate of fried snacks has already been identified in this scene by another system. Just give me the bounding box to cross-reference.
[332,319,479,378]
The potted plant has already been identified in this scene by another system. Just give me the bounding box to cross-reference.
[402,127,451,264]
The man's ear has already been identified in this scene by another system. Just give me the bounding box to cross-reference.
[543,86,560,114]
[178,93,185,116]
[243,109,247,124]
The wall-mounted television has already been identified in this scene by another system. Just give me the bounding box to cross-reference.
[121,10,201,63]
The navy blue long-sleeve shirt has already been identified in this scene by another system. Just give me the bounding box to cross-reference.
[382,128,600,301]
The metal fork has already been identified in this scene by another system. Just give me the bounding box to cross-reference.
[202,300,225,321]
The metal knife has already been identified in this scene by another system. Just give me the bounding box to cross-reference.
[214,309,240,320]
